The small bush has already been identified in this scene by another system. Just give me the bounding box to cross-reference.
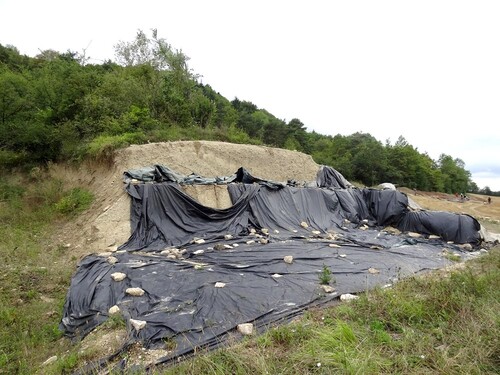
[86,132,147,161]
[319,264,333,285]
[0,149,27,169]
[54,188,93,215]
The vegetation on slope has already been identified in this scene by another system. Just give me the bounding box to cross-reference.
[1,29,495,195]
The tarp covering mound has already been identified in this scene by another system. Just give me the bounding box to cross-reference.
[60,165,481,370]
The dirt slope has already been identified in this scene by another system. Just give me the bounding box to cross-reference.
[51,141,320,258]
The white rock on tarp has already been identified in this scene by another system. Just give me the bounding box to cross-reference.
[339,254,347,258]
[232,243,239,247]
[329,243,341,248]
[42,355,58,366]
[300,221,309,228]
[429,235,440,239]
[340,293,359,301]
[271,273,283,278]
[111,272,126,282]
[311,230,321,235]
[237,323,254,335]
[250,228,256,234]
[130,319,147,331]
[107,256,118,265]
[408,232,421,238]
[223,244,233,249]
[459,243,473,251]
[126,287,145,297]
[193,249,204,255]
[274,229,279,234]
[260,238,269,244]
[261,228,269,234]
[321,285,335,293]
[224,234,233,240]
[193,238,205,244]
[284,255,293,264]
[108,305,120,314]
[246,240,255,245]
[214,282,226,288]
[368,267,380,274]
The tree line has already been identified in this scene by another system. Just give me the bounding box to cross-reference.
[0,30,495,195]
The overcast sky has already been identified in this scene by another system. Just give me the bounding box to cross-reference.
[1,0,499,190]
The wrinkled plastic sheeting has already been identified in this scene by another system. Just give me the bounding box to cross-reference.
[119,183,412,251]
[61,165,482,368]
[398,211,481,243]
[123,165,285,188]
[61,234,464,365]
[316,165,353,189]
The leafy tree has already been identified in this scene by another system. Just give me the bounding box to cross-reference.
[0,70,31,126]
[287,118,310,153]
[438,154,470,194]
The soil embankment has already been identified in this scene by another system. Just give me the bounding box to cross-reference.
[50,141,320,258]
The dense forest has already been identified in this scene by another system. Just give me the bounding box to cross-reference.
[0,30,496,195]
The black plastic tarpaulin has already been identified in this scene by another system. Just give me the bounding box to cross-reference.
[60,165,482,370]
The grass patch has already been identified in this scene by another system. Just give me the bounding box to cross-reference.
[54,188,94,215]
[159,247,500,374]
[0,175,92,374]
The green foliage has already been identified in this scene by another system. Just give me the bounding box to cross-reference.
[54,187,93,215]
[0,175,89,374]
[266,323,312,348]
[86,132,147,161]
[103,314,126,330]
[319,264,333,285]
[0,38,485,194]
[0,149,27,169]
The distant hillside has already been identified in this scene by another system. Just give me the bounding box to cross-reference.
[1,31,493,195]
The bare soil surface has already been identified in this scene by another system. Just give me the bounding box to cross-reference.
[49,141,320,260]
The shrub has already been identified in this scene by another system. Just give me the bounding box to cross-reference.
[86,132,147,161]
[54,188,93,215]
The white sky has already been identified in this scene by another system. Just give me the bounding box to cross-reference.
[1,0,499,190]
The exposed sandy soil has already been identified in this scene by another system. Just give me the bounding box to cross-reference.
[49,141,320,260]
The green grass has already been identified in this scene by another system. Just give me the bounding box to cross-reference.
[0,176,93,375]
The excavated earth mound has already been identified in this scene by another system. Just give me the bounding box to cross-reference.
[51,141,320,258]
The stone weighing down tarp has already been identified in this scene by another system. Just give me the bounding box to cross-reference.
[60,166,481,370]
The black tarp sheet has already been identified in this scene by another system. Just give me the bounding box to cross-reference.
[60,165,482,370]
